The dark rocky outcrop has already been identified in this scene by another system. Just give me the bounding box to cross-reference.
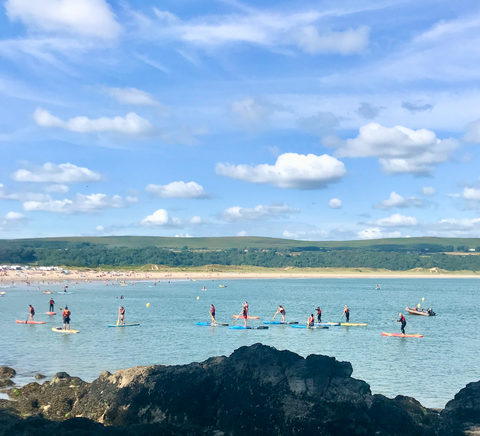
[0,344,477,436]
[0,367,16,379]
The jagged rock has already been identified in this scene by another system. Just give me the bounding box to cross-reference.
[0,379,14,389]
[0,367,15,379]
[438,381,480,435]
[35,374,46,380]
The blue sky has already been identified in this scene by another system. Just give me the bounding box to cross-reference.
[1,0,480,241]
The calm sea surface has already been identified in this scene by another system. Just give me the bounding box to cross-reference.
[1,277,479,408]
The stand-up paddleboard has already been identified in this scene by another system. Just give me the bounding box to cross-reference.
[292,324,329,329]
[263,321,298,325]
[52,327,79,334]
[46,312,56,315]
[340,323,367,326]
[382,332,423,338]
[107,323,140,327]
[196,322,229,326]
[316,322,339,326]
[0,292,5,296]
[44,291,52,294]
[232,315,260,319]
[58,291,73,294]
[229,326,268,330]
[16,320,46,324]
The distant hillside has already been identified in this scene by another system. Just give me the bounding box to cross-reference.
[1,235,480,251]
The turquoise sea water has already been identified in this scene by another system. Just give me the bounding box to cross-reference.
[1,278,479,408]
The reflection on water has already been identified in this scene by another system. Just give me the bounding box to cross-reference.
[1,278,479,408]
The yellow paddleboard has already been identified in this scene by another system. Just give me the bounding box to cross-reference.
[52,327,79,334]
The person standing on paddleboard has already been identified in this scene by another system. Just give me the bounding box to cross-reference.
[396,313,406,335]
[316,307,322,323]
[28,305,35,321]
[343,305,350,323]
[119,306,125,325]
[210,304,216,324]
[278,305,286,322]
[242,302,249,327]
[49,298,55,312]
[62,306,71,330]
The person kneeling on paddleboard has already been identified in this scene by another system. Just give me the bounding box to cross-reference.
[343,305,350,323]
[210,304,216,324]
[278,305,285,322]
[28,305,35,321]
[396,313,406,335]
[307,314,315,328]
[49,298,55,312]
[63,306,71,330]
[316,307,322,323]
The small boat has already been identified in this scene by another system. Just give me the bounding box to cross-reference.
[219,285,227,288]
[405,307,436,316]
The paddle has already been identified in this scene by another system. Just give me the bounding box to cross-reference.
[116,308,120,326]
[270,310,279,322]
[232,309,243,325]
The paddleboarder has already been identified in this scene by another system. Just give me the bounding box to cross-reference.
[210,304,216,324]
[62,306,71,330]
[308,314,315,328]
[28,305,35,321]
[119,306,125,325]
[316,306,322,323]
[396,312,407,335]
[242,302,248,327]
[49,298,55,312]
[278,305,286,322]
[343,305,350,323]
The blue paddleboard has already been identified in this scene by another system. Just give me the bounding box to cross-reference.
[107,323,140,327]
[315,322,339,326]
[263,321,299,325]
[292,324,329,329]
[229,326,268,330]
[196,322,228,326]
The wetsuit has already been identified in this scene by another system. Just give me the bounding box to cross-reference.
[316,308,322,323]
[49,299,55,312]
[399,315,406,334]
[210,305,216,322]
[120,308,125,325]
[344,308,350,322]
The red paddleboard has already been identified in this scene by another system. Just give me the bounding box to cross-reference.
[381,332,423,338]
[16,320,46,324]
[46,312,56,315]
[232,315,260,319]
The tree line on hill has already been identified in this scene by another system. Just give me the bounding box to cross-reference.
[1,245,480,271]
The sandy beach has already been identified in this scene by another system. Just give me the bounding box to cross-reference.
[1,266,480,284]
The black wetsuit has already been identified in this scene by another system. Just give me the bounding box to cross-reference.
[399,315,406,334]
[316,309,322,323]
[345,309,350,322]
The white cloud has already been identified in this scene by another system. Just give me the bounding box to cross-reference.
[237,230,247,236]
[297,112,340,136]
[33,108,153,135]
[216,153,346,190]
[229,97,288,130]
[401,102,433,113]
[356,102,382,120]
[221,204,299,222]
[23,193,134,213]
[432,218,480,237]
[329,123,458,175]
[107,87,159,106]
[375,192,424,210]
[368,213,418,227]
[357,228,402,240]
[293,25,369,55]
[190,216,203,224]
[140,209,183,227]
[328,198,342,209]
[420,187,436,196]
[5,211,25,220]
[13,162,101,184]
[145,181,208,199]
[145,8,369,56]
[5,0,121,40]
[44,184,70,193]
[95,225,104,232]
[464,118,480,143]
[462,188,480,201]
[0,183,19,200]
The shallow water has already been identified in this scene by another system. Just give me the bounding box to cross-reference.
[1,277,479,408]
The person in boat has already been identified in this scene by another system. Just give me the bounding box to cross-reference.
[396,313,406,335]
[210,304,216,324]
[62,306,71,330]
[316,306,322,323]
[49,298,55,312]
[307,314,315,328]
[119,306,125,325]
[278,305,285,322]
[242,302,249,327]
[28,305,35,321]
[343,305,350,323]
